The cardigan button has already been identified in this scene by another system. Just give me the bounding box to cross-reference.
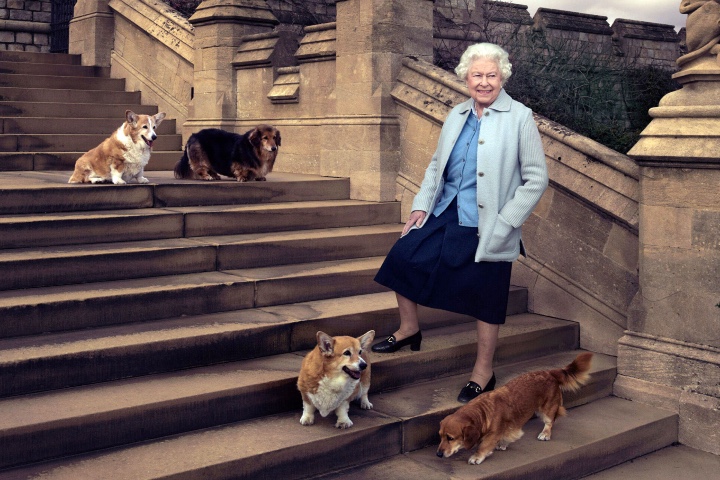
[478,139,485,145]
[478,172,484,177]
[484,111,489,116]
[478,204,484,208]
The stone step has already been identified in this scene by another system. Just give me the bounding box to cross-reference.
[0,73,126,91]
[0,200,398,249]
[0,204,188,249]
[0,131,180,152]
[0,323,583,470]
[0,257,387,338]
[0,223,401,287]
[0,86,140,104]
[0,101,158,118]
[0,393,675,479]
[0,50,81,65]
[0,117,176,135]
[312,397,677,480]
[0,151,179,171]
[0,172,351,214]
[0,60,110,77]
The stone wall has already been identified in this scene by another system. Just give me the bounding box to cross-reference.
[433,1,682,70]
[0,0,52,52]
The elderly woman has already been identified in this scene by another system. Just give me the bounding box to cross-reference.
[372,43,549,403]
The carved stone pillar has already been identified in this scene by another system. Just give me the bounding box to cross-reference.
[186,0,277,134]
[622,5,720,454]
[327,0,434,201]
[68,0,114,67]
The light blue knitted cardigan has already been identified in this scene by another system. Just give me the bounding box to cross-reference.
[410,89,549,262]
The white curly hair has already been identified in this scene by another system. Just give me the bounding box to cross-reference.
[454,43,512,86]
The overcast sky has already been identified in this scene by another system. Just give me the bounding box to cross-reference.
[516,0,687,32]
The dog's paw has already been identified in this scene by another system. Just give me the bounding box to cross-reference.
[138,176,149,184]
[360,399,373,410]
[299,413,315,426]
[112,179,127,185]
[335,419,353,429]
[495,443,508,451]
[537,432,551,441]
[468,454,487,465]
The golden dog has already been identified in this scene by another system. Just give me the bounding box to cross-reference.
[437,352,593,464]
[297,330,374,429]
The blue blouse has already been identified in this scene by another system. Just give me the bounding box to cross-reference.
[432,110,481,227]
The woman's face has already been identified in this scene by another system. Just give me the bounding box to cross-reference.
[465,58,503,111]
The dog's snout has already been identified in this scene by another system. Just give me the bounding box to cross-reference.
[359,361,367,371]
[270,146,277,151]
[151,133,157,140]
[436,449,444,458]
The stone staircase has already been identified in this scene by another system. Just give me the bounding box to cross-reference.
[0,50,178,172]
[0,50,679,479]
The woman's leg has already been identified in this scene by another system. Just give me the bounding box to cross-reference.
[469,320,499,388]
[394,292,421,340]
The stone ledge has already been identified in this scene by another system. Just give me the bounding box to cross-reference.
[0,19,50,33]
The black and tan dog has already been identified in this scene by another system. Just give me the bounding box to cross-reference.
[174,125,281,182]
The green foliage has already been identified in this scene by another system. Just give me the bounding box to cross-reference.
[163,0,201,18]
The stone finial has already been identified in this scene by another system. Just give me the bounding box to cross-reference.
[677,0,720,66]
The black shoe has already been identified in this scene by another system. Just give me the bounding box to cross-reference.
[371,331,422,353]
[457,373,496,403]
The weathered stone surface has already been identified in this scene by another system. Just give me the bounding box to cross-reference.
[679,387,720,455]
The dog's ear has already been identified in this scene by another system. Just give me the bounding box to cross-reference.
[462,421,483,448]
[125,110,138,126]
[154,112,166,125]
[358,330,375,350]
[274,129,281,147]
[316,331,335,357]
[248,127,262,147]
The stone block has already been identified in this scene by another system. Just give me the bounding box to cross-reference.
[637,246,719,345]
[546,188,613,252]
[15,32,31,44]
[529,218,637,315]
[640,204,692,249]
[679,387,720,455]
[693,210,720,250]
[521,266,624,355]
[613,374,682,412]
[604,223,638,273]
[617,334,720,389]
[641,167,720,209]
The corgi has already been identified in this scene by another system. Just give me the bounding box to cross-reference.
[297,330,375,429]
[69,110,166,184]
[437,352,593,465]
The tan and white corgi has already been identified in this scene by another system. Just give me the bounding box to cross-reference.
[297,330,375,429]
[68,110,166,184]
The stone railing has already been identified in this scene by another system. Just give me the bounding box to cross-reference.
[69,0,194,131]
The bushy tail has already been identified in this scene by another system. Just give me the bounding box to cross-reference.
[174,147,191,179]
[553,352,593,393]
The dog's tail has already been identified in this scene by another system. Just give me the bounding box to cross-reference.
[553,352,593,393]
[174,145,192,179]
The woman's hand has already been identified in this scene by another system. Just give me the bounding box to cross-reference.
[402,210,427,237]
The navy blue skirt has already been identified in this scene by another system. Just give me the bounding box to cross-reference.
[374,201,512,324]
